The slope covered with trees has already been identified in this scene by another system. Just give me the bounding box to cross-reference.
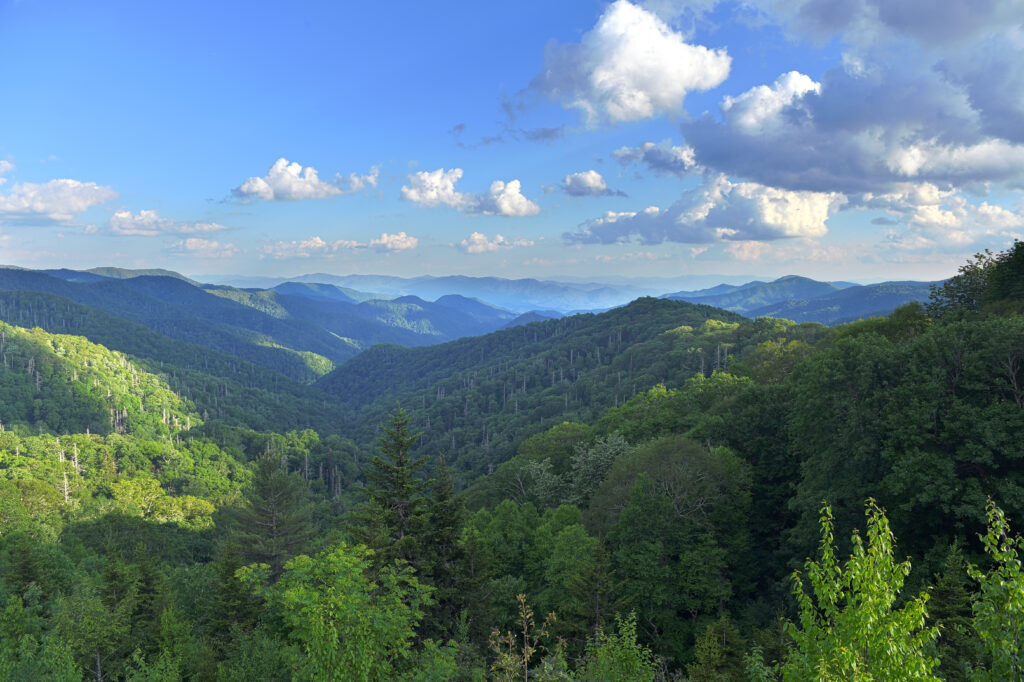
[0,243,1021,679]
[0,289,348,434]
[0,268,530,386]
[316,297,782,478]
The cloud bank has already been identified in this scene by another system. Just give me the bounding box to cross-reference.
[261,232,418,259]
[568,174,845,244]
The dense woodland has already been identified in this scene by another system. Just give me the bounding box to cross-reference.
[0,242,1022,680]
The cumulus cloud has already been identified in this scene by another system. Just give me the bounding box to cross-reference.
[721,71,821,134]
[261,232,418,259]
[169,238,239,259]
[530,0,730,124]
[581,0,1024,258]
[261,236,333,259]
[862,182,1024,249]
[560,170,624,197]
[474,180,541,216]
[0,161,13,186]
[0,178,118,223]
[232,158,377,202]
[884,139,1024,187]
[566,174,845,244]
[612,141,699,176]
[460,232,535,253]
[369,231,418,251]
[401,168,540,217]
[679,58,1009,194]
[337,165,380,193]
[672,9,1024,204]
[400,168,471,209]
[109,209,228,236]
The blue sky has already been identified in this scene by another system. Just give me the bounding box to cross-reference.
[1,0,1022,282]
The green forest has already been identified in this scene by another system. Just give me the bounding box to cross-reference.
[0,242,1022,680]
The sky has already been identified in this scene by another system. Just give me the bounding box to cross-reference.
[1,0,1022,283]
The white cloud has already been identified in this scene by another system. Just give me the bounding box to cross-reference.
[562,170,617,197]
[232,158,378,202]
[109,209,228,236]
[612,141,699,176]
[401,169,540,217]
[531,0,731,124]
[473,180,541,217]
[337,165,380,193]
[567,174,845,244]
[369,231,418,251]
[864,182,1024,249]
[680,59,1007,194]
[722,71,821,134]
[234,158,339,201]
[170,238,239,259]
[884,138,1024,187]
[0,178,118,222]
[0,161,13,186]
[261,236,333,259]
[400,168,472,209]
[460,232,535,253]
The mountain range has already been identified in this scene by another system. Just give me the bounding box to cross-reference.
[0,267,536,384]
[664,274,935,321]
[0,266,939,393]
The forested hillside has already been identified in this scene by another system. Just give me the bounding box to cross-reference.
[0,289,348,434]
[0,268,528,385]
[316,297,787,478]
[0,243,1022,680]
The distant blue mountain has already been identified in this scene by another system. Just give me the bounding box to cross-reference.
[502,310,561,329]
[748,281,936,324]
[271,281,377,304]
[664,275,854,314]
[200,273,655,313]
[663,275,936,324]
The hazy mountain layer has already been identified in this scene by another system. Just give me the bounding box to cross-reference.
[666,275,933,323]
[748,281,936,324]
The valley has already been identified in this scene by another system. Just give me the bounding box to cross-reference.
[0,244,1021,679]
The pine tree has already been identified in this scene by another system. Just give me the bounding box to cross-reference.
[351,408,429,570]
[236,453,313,580]
[422,453,468,640]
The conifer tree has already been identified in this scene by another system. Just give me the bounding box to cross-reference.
[236,452,313,580]
[422,453,468,640]
[351,408,429,570]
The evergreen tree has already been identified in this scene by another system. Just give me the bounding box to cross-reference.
[351,408,429,571]
[422,453,468,641]
[236,452,313,580]
[927,543,978,682]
